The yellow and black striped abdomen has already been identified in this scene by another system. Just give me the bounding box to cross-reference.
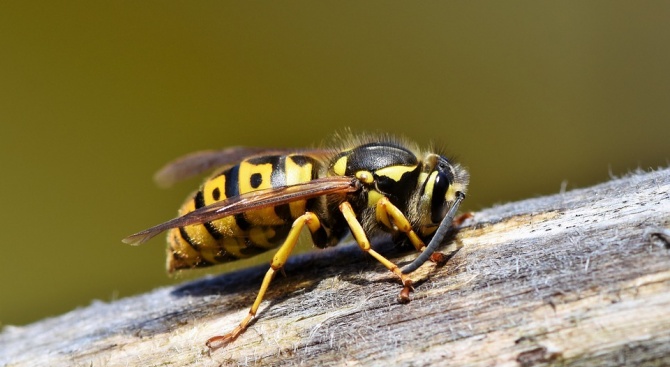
[167,154,319,272]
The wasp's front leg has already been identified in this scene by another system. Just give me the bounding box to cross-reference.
[375,197,449,264]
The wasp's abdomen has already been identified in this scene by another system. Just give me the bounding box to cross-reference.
[167,154,319,272]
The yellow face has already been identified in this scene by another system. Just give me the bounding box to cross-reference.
[417,155,469,235]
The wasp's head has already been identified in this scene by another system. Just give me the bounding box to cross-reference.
[401,155,468,274]
[416,154,469,236]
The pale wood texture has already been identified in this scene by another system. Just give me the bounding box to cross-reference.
[2,168,669,367]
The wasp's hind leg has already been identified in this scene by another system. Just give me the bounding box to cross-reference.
[206,212,323,351]
[339,201,415,303]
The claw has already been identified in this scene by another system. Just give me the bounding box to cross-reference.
[206,334,234,351]
[429,252,447,264]
[398,280,414,304]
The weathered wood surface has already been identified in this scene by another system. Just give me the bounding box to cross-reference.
[2,168,670,367]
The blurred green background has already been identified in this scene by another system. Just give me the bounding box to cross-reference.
[1,2,669,327]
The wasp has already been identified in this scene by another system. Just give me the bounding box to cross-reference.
[123,133,469,350]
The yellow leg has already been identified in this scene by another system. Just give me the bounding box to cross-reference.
[340,201,414,303]
[206,212,322,350]
[375,197,425,252]
[376,197,458,265]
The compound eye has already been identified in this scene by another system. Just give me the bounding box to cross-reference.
[430,171,450,224]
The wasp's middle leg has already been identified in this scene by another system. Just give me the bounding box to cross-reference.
[339,201,414,303]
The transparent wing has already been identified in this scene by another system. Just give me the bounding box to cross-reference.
[123,176,358,246]
[153,147,331,188]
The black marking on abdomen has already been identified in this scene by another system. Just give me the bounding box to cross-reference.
[179,227,200,251]
[250,173,263,189]
[238,238,270,257]
[224,165,240,198]
[214,250,236,262]
[195,258,214,268]
[224,165,252,230]
[274,204,293,223]
[234,214,251,230]
[194,191,223,240]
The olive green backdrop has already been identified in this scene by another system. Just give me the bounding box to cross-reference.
[1,2,669,327]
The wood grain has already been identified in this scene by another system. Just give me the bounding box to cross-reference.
[2,168,669,367]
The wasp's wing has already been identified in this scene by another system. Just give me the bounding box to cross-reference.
[123,176,358,246]
[154,147,276,188]
[154,147,331,188]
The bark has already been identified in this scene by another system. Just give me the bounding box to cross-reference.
[1,168,669,367]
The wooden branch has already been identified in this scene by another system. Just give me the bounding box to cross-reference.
[2,168,670,366]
